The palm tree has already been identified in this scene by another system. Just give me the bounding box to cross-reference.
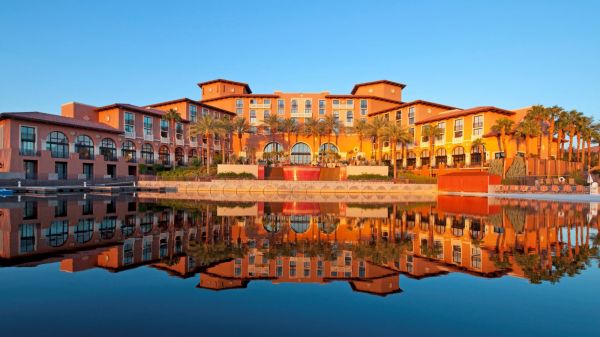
[302,119,322,163]
[566,110,583,162]
[491,117,515,177]
[217,117,234,164]
[322,115,342,162]
[515,117,539,175]
[577,116,592,166]
[232,116,250,161]
[281,117,298,158]
[383,122,411,179]
[527,105,546,158]
[423,123,444,173]
[368,116,387,164]
[351,119,369,156]
[545,105,564,160]
[162,109,182,166]
[191,115,219,172]
[470,137,485,169]
[262,114,281,143]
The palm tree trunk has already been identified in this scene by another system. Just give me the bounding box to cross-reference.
[206,131,211,172]
[392,140,397,179]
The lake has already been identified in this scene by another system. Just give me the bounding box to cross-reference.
[0,194,598,337]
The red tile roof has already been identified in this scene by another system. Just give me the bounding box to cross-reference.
[368,100,460,117]
[200,94,280,103]
[415,106,515,125]
[95,103,169,117]
[351,80,407,94]
[144,97,236,115]
[197,79,252,93]
[0,111,123,134]
[325,94,402,104]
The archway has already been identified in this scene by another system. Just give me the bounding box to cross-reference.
[290,142,311,165]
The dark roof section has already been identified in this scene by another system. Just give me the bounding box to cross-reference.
[0,111,123,134]
[325,94,403,104]
[416,106,516,125]
[368,100,460,117]
[197,79,252,94]
[95,103,169,117]
[351,80,407,94]
[200,93,280,103]
[144,97,236,116]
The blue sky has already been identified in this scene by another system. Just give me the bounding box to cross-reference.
[1,0,599,116]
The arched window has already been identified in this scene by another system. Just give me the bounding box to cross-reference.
[75,135,94,160]
[471,144,487,165]
[435,148,447,166]
[175,147,184,165]
[407,151,417,167]
[290,215,310,233]
[141,143,154,163]
[263,142,283,161]
[290,142,311,165]
[420,150,430,166]
[159,145,170,165]
[319,143,338,159]
[452,146,465,165]
[99,217,117,240]
[263,214,284,233]
[121,141,136,163]
[46,131,69,158]
[122,215,136,237]
[74,219,94,244]
[47,220,68,247]
[100,138,117,161]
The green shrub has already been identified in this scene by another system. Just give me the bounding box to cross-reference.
[347,174,391,181]
[215,172,257,180]
[396,172,437,184]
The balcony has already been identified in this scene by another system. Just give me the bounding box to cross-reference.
[333,103,354,109]
[290,112,313,118]
[249,103,271,109]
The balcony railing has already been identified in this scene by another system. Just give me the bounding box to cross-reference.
[125,131,135,139]
[333,103,353,109]
[249,103,271,109]
[161,136,170,144]
[19,148,40,156]
[144,133,154,141]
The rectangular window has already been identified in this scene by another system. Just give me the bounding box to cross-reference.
[436,122,445,142]
[175,122,183,140]
[473,115,483,137]
[55,200,67,217]
[189,105,197,122]
[23,201,37,220]
[83,163,93,180]
[291,100,298,114]
[408,107,415,125]
[319,100,325,115]
[55,162,67,180]
[264,99,271,105]
[304,99,312,114]
[250,110,256,123]
[277,99,285,114]
[332,99,339,107]
[360,99,367,116]
[421,125,430,143]
[82,199,93,215]
[20,126,36,156]
[346,111,353,125]
[19,223,36,253]
[160,120,169,138]
[452,245,462,264]
[454,119,464,138]
[263,110,270,119]
[202,108,208,116]
[396,110,402,121]
[346,99,353,106]
[236,99,243,115]
[124,112,134,134]
[143,116,153,136]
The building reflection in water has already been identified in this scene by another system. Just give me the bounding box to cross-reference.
[1,195,598,296]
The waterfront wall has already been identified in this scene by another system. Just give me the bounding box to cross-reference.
[217,164,261,178]
[138,180,436,195]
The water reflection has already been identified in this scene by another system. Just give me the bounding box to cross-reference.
[1,195,598,295]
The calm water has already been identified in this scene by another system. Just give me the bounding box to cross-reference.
[0,194,598,337]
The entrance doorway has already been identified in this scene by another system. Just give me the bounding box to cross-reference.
[24,160,37,179]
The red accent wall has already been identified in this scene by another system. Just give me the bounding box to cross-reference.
[437,172,501,193]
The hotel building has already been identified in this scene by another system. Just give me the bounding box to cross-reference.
[0,78,546,180]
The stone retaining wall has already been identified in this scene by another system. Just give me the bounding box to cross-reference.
[138,180,436,195]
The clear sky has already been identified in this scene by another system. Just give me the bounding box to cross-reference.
[1,0,599,116]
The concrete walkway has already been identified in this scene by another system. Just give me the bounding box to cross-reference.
[441,191,600,202]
